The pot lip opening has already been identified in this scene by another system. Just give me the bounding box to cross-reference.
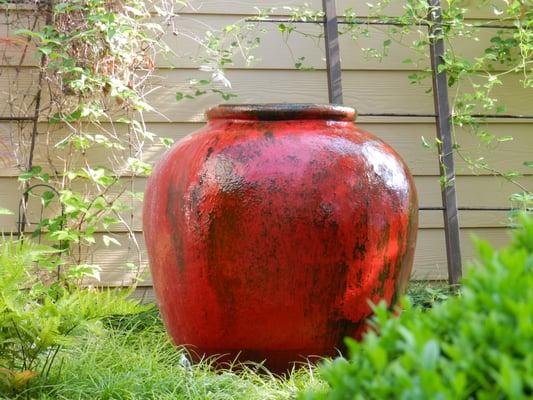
[206,103,357,122]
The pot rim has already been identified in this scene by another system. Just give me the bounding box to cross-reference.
[206,103,357,122]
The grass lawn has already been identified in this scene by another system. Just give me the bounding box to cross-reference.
[17,283,449,400]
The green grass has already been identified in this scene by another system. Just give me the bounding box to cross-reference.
[17,308,325,400]
[13,281,451,400]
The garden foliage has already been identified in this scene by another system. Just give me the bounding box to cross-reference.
[268,0,532,206]
[303,214,533,399]
[0,0,261,287]
[0,238,148,396]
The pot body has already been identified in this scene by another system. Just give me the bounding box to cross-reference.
[143,104,418,371]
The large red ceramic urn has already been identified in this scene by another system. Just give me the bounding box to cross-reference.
[143,103,418,371]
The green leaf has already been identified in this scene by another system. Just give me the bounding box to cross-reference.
[18,166,43,182]
[38,46,53,55]
[13,29,43,39]
[523,161,533,168]
[421,136,432,149]
[159,137,174,148]
[41,191,55,208]
[67,264,101,281]
[0,207,14,215]
[421,340,440,369]
[125,262,137,270]
[102,235,121,247]
[102,216,119,229]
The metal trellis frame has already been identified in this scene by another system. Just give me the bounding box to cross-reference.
[323,0,465,283]
[250,0,531,285]
[1,1,53,236]
[322,0,343,104]
[16,184,65,239]
[4,1,526,285]
[427,0,462,283]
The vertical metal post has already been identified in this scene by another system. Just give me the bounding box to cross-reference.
[19,1,53,235]
[428,0,462,284]
[322,0,343,104]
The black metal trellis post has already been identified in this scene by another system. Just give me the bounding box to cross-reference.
[1,1,54,235]
[322,0,343,104]
[427,0,462,284]
[320,0,462,284]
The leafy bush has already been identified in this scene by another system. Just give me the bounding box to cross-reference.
[0,238,149,396]
[303,214,533,399]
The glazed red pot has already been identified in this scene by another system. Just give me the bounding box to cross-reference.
[143,103,418,371]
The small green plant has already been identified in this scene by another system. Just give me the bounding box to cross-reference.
[302,214,533,399]
[407,280,457,309]
[0,238,149,397]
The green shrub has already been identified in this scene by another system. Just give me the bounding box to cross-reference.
[0,238,149,396]
[303,214,533,400]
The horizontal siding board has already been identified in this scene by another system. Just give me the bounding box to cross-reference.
[1,175,530,232]
[2,70,532,123]
[1,122,531,178]
[155,15,511,71]
[83,227,514,286]
[2,13,516,72]
[180,0,508,19]
[146,69,533,122]
[0,67,41,118]
[1,0,506,19]
[0,9,44,67]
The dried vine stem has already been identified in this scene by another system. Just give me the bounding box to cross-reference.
[0,0,177,286]
[1,0,266,286]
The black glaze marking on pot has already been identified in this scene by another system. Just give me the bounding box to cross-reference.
[166,182,185,271]
[352,243,366,261]
[336,319,366,351]
[393,204,419,306]
[389,255,405,309]
[314,202,335,229]
[312,167,331,185]
[285,154,300,164]
[388,187,401,214]
[354,268,364,289]
[311,260,350,344]
[205,191,244,320]
[390,201,418,308]
[374,258,392,297]
[208,103,356,122]
[377,220,391,250]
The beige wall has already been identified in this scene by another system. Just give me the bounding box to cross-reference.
[1,1,532,286]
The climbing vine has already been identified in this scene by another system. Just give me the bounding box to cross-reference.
[1,0,531,286]
[0,0,250,285]
[260,0,532,210]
